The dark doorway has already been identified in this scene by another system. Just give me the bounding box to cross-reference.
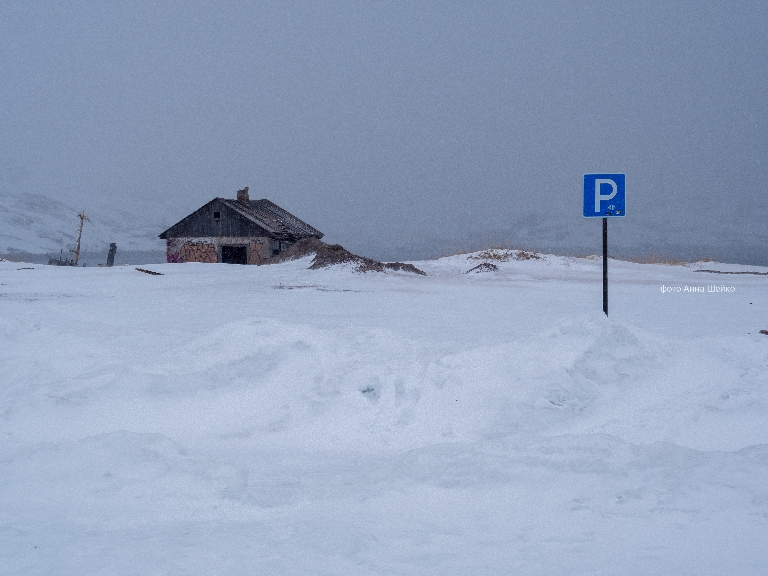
[221,245,248,264]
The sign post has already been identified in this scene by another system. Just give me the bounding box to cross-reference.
[583,174,625,316]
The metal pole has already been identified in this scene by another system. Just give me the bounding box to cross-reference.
[603,217,608,316]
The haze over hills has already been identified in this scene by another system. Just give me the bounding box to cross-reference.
[2,153,766,267]
[0,164,165,263]
[0,189,164,263]
[2,183,767,268]
[360,214,768,267]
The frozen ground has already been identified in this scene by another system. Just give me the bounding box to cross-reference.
[1,251,767,575]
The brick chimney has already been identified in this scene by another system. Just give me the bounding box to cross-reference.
[237,186,249,203]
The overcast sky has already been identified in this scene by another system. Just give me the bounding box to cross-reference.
[2,1,767,263]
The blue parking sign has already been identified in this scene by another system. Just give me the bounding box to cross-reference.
[583,174,625,217]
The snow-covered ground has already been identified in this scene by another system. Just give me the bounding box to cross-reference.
[1,251,767,575]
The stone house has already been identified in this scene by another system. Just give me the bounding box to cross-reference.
[158,188,323,264]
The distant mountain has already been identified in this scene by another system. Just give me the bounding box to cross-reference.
[0,190,163,257]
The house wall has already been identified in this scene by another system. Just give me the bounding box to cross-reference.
[166,236,270,264]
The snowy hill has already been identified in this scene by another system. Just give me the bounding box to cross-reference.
[1,252,767,574]
[0,189,163,257]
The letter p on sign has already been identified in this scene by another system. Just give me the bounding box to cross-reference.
[583,174,625,217]
[594,179,617,212]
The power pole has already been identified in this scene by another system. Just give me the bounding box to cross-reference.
[70,211,90,266]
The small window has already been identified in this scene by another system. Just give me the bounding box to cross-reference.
[213,211,221,219]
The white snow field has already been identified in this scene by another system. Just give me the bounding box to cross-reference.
[1,251,767,575]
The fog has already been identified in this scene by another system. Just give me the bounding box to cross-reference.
[2,2,766,264]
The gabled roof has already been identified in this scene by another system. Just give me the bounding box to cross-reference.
[221,199,324,239]
[158,198,323,240]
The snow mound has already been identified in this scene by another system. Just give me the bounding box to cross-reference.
[267,237,426,275]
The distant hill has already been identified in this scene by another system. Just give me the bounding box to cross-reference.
[0,189,164,258]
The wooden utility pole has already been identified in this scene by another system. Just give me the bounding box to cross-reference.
[70,211,90,266]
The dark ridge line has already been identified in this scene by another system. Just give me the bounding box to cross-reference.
[694,269,768,276]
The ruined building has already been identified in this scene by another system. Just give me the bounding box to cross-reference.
[158,187,323,264]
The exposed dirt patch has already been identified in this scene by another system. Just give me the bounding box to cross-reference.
[468,249,542,262]
[465,263,499,274]
[378,261,426,275]
[266,238,426,275]
[513,250,543,261]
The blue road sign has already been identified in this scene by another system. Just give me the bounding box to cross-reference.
[583,174,625,217]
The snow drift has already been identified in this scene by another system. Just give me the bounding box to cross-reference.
[1,252,767,575]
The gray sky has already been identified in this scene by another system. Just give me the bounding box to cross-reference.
[2,1,767,263]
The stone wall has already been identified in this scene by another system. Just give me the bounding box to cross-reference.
[166,236,269,264]
[180,241,217,263]
[247,240,267,264]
